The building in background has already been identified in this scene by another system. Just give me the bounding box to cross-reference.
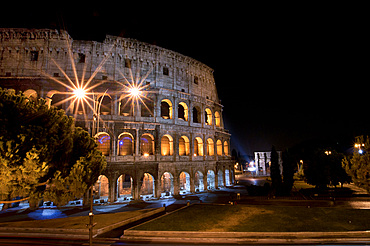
[254,151,282,176]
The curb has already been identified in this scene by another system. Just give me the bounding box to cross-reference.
[0,207,165,240]
[122,230,370,244]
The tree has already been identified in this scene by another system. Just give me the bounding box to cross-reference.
[342,136,370,192]
[0,88,106,209]
[282,149,295,194]
[304,148,349,189]
[270,145,282,194]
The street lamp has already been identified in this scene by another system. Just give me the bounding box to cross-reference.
[73,88,86,99]
[354,143,365,154]
[72,87,107,246]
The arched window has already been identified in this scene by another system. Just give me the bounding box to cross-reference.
[215,111,221,127]
[141,96,154,117]
[24,89,37,101]
[119,95,133,116]
[118,133,134,156]
[161,135,173,156]
[205,108,212,125]
[194,137,204,156]
[99,95,112,115]
[192,106,201,123]
[178,102,188,121]
[216,140,223,156]
[161,99,173,119]
[224,141,229,156]
[207,138,214,156]
[141,134,154,156]
[179,136,190,156]
[96,133,110,156]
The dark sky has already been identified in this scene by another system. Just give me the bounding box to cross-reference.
[1,3,368,155]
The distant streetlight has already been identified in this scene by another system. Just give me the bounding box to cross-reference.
[354,143,365,154]
[325,150,332,155]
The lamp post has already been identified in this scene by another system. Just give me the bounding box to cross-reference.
[72,82,142,245]
[73,88,108,246]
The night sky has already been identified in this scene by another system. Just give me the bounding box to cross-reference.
[1,3,368,156]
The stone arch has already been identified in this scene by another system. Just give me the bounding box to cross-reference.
[194,136,204,156]
[118,132,134,156]
[194,171,204,192]
[207,138,215,156]
[179,171,191,194]
[205,108,212,125]
[95,132,110,156]
[117,174,133,200]
[24,89,37,99]
[178,101,188,121]
[225,169,231,186]
[218,169,224,187]
[192,106,201,123]
[161,134,173,156]
[216,139,223,156]
[161,99,173,119]
[207,170,215,190]
[160,172,174,197]
[215,111,221,127]
[141,133,154,156]
[224,140,229,156]
[140,173,155,200]
[119,94,133,116]
[93,175,109,200]
[179,135,190,156]
[98,94,112,115]
[47,90,65,109]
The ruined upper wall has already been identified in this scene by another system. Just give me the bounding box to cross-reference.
[0,28,219,103]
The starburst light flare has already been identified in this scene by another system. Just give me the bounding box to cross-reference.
[38,35,117,121]
[116,65,155,116]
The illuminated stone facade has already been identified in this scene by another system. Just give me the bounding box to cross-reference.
[0,28,234,202]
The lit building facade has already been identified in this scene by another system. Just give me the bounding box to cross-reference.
[0,28,234,202]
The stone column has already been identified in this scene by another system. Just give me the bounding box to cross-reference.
[135,128,140,156]
[108,175,117,203]
[173,174,180,196]
[132,176,140,200]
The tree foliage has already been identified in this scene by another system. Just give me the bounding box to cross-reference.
[342,136,370,192]
[282,149,295,194]
[270,145,282,194]
[304,148,349,189]
[0,88,106,208]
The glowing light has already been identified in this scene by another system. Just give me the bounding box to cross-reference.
[143,153,149,157]
[73,88,86,99]
[359,149,364,154]
[129,87,141,97]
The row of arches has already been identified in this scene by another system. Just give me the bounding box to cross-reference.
[23,89,223,128]
[160,99,221,127]
[95,132,230,157]
[94,169,232,201]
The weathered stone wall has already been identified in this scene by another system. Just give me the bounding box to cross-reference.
[0,28,234,201]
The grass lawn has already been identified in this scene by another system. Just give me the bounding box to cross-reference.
[134,204,370,232]
[0,208,157,230]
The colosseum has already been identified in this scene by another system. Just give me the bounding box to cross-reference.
[0,28,234,203]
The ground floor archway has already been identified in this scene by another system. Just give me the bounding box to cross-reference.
[225,169,231,186]
[160,172,174,197]
[117,174,133,201]
[93,175,109,201]
[194,171,204,192]
[140,173,155,200]
[179,171,191,194]
[218,170,224,187]
[207,170,215,190]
